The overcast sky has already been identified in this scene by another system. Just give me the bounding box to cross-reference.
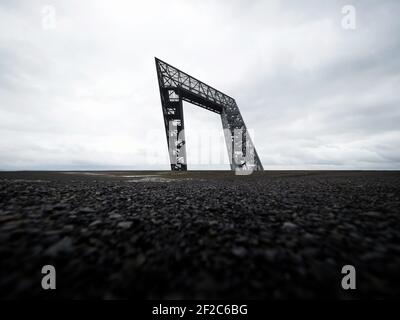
[0,0,399,170]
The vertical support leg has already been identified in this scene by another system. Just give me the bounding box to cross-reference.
[221,111,235,171]
[221,105,264,172]
[160,89,187,171]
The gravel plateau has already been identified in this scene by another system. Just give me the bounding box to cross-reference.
[0,170,399,299]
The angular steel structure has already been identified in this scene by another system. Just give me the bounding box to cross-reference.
[155,58,263,172]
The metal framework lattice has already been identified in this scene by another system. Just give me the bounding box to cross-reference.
[155,57,263,171]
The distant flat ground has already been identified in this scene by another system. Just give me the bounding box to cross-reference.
[0,169,396,181]
[0,171,400,299]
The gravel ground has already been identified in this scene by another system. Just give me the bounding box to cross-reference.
[0,170,399,299]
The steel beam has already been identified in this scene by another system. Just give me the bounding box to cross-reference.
[155,57,263,172]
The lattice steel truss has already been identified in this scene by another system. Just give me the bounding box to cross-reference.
[155,57,263,171]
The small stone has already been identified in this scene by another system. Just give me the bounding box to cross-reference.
[44,230,63,236]
[54,203,69,210]
[42,205,54,213]
[45,237,73,256]
[135,254,146,266]
[232,246,247,257]
[0,215,18,223]
[363,211,381,218]
[117,221,133,229]
[264,249,277,262]
[361,252,384,261]
[282,222,298,230]
[80,207,95,213]
[63,225,74,232]
[303,233,315,241]
[102,229,113,237]
[89,220,102,227]
[1,220,25,231]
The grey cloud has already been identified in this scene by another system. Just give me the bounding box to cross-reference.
[0,0,399,170]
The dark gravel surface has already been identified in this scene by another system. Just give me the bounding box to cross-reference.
[0,171,399,299]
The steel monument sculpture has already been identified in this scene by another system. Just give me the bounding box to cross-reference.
[155,58,263,172]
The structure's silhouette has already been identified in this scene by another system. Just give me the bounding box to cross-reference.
[155,58,263,171]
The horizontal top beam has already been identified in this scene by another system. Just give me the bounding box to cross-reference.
[155,57,236,113]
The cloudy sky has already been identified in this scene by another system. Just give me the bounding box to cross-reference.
[0,0,399,170]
